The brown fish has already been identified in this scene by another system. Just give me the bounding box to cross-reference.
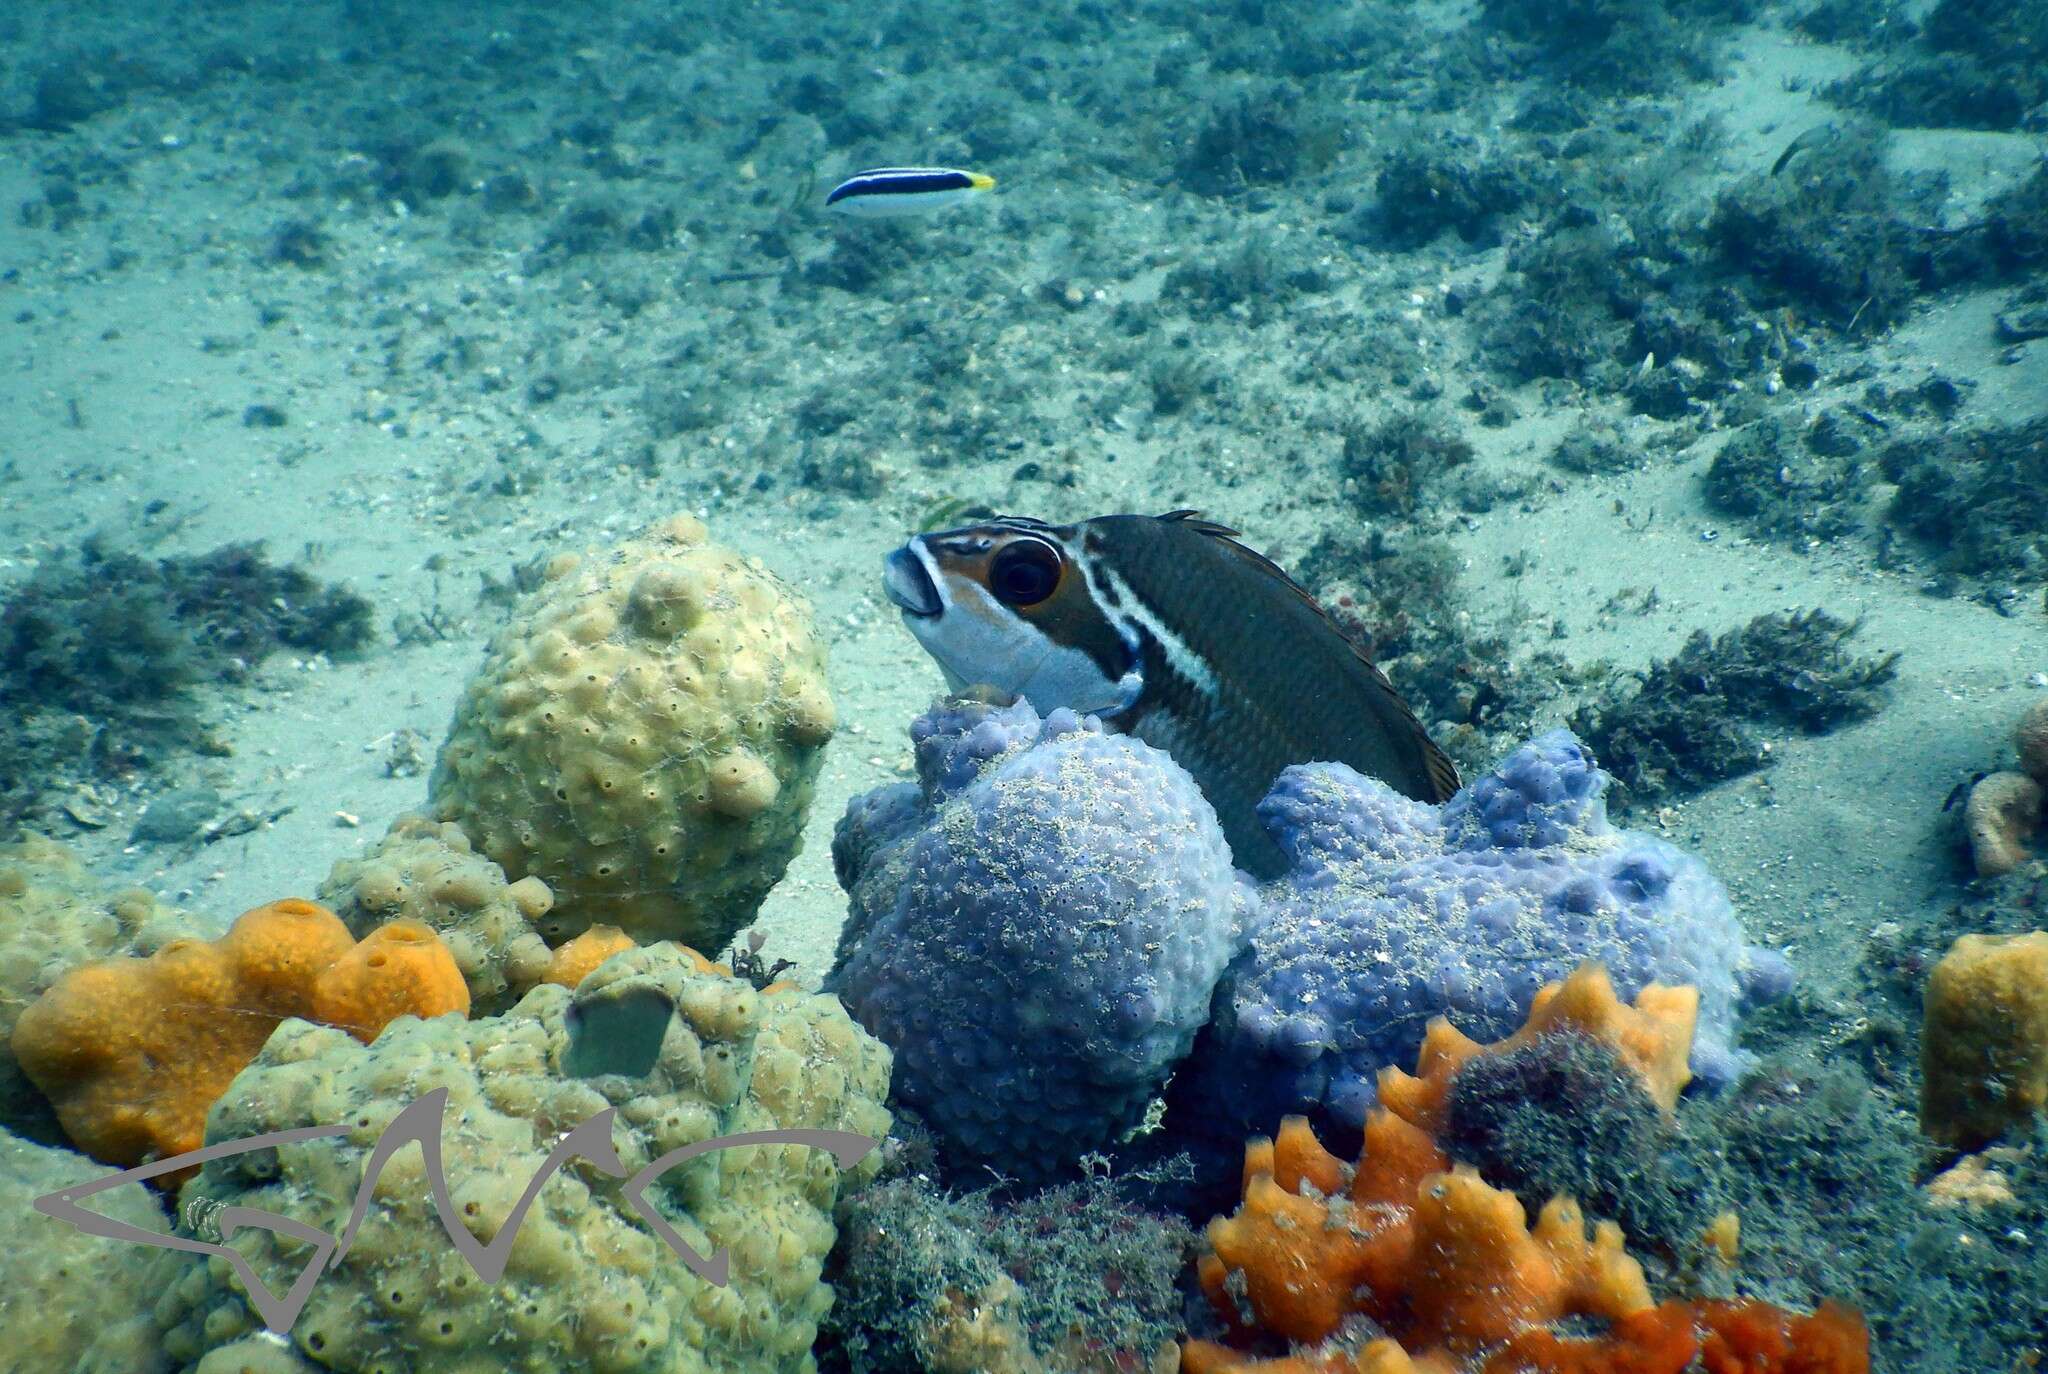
[882,510,1459,874]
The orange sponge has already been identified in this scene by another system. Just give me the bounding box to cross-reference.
[310,918,471,1039]
[1188,963,1866,1374]
[12,898,468,1173]
[1201,1111,1448,1344]
[1182,1339,1453,1373]
[541,923,636,989]
[1482,1299,1869,1374]
[1920,931,2048,1149]
[1378,964,1697,1139]
[1407,1169,1650,1355]
[1197,1121,1647,1357]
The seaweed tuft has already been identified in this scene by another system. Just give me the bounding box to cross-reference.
[1570,609,1897,806]
[1355,144,1536,250]
[1705,124,1923,332]
[1336,410,1475,517]
[1702,414,1868,544]
[1476,0,1752,94]
[1179,83,1325,197]
[1879,416,2048,585]
[0,541,373,834]
[1444,1032,1720,1266]
[821,1156,1194,1374]
[1828,0,2048,131]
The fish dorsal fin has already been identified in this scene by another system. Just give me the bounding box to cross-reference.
[1153,510,1463,804]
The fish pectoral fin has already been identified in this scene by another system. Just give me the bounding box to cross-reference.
[1106,669,1145,717]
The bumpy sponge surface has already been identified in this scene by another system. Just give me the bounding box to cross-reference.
[0,836,192,1143]
[319,813,557,1014]
[428,516,836,954]
[155,942,891,1374]
[12,899,468,1173]
[828,696,1250,1186]
[2,1126,174,1373]
[1920,930,2048,1150]
[1172,729,1790,1155]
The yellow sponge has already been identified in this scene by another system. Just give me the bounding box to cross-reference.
[1920,931,2048,1149]
[428,516,835,953]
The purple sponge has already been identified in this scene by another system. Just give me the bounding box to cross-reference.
[1168,728,1791,1157]
[828,697,1251,1187]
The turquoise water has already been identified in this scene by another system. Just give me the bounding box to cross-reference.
[1,1,2045,1371]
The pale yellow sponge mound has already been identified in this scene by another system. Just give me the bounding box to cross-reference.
[0,1126,175,1374]
[1921,930,2048,1149]
[427,515,837,953]
[319,813,557,1014]
[0,835,193,1143]
[155,941,891,1374]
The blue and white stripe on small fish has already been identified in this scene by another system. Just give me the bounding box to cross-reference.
[825,167,996,217]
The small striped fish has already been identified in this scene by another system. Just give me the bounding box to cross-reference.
[825,166,995,217]
[882,510,1460,875]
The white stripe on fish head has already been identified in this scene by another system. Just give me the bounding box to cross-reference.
[902,532,1136,716]
[1075,532,1221,712]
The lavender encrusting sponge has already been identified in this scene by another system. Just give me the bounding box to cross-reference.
[1171,727,1792,1153]
[827,696,1252,1187]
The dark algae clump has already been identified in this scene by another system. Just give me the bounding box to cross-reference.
[822,1165,1194,1374]
[1178,83,1324,197]
[1703,414,1868,544]
[1829,0,2048,131]
[1475,0,1755,94]
[1336,410,1474,517]
[1570,609,1898,806]
[1705,123,1924,332]
[1548,422,1646,475]
[0,539,373,834]
[1444,1033,1718,1266]
[1361,143,1537,250]
[1880,416,2048,586]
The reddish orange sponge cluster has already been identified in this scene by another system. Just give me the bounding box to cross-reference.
[1379,965,1698,1138]
[11,897,468,1174]
[1183,966,1868,1374]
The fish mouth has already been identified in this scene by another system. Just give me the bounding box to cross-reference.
[883,546,943,619]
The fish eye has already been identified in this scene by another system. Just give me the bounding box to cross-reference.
[988,538,1063,607]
